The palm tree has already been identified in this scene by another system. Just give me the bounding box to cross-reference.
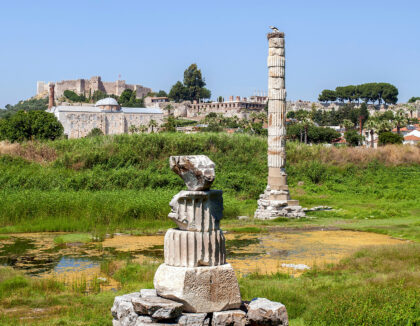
[364,118,379,148]
[393,109,408,134]
[148,119,158,133]
[128,125,138,134]
[139,125,148,133]
[163,104,174,116]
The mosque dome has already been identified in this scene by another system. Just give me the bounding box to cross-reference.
[95,97,119,107]
[95,97,121,112]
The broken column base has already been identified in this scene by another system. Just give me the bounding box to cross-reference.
[154,264,241,313]
[254,187,305,220]
[111,291,289,326]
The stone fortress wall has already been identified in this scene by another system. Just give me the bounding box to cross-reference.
[37,76,151,100]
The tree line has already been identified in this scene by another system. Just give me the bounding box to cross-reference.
[318,83,398,104]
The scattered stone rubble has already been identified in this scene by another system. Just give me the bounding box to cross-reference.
[111,292,288,326]
[112,154,289,325]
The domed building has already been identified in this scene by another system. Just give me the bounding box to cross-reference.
[48,94,163,138]
[95,97,121,112]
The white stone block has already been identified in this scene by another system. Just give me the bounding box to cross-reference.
[154,264,241,313]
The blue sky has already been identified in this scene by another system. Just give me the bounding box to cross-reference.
[0,0,419,108]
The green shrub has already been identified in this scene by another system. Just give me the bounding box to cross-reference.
[379,131,403,145]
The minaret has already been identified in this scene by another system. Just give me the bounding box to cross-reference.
[48,83,55,109]
[254,30,305,219]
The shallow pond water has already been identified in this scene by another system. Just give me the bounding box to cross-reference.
[0,229,405,283]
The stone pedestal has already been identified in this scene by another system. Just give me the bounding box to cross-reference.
[255,31,305,220]
[154,264,241,313]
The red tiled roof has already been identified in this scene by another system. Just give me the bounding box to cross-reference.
[404,135,420,141]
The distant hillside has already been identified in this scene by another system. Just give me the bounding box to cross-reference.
[0,97,48,119]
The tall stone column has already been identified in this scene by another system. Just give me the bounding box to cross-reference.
[254,31,305,219]
[48,83,55,109]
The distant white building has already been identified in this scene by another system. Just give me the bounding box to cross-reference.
[49,97,163,139]
[403,130,420,145]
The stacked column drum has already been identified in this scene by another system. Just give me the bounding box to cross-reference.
[154,156,241,313]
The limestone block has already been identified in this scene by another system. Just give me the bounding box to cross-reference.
[111,292,141,321]
[135,315,154,324]
[177,313,209,326]
[170,155,215,191]
[212,310,247,326]
[268,37,285,48]
[269,47,285,56]
[168,190,223,231]
[268,77,285,90]
[268,89,286,101]
[132,296,183,320]
[164,229,226,267]
[140,289,157,298]
[154,264,242,313]
[246,298,289,326]
[268,67,285,78]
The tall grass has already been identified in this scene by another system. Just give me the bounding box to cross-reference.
[0,133,419,233]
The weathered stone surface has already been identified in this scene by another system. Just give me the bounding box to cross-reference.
[168,190,223,231]
[140,289,157,298]
[154,264,241,313]
[111,292,141,325]
[246,298,288,326]
[164,228,226,267]
[212,310,247,326]
[134,315,154,324]
[132,296,183,320]
[177,312,209,325]
[170,156,215,191]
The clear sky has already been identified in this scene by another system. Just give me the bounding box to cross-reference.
[0,0,419,108]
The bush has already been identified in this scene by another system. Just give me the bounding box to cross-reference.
[0,111,63,142]
[379,132,403,145]
[63,90,86,102]
[86,128,104,138]
[344,130,363,146]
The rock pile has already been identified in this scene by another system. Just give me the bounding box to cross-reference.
[111,291,288,326]
[111,155,289,325]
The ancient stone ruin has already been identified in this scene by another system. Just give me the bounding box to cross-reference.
[254,31,305,220]
[111,155,289,325]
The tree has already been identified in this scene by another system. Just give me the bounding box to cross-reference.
[168,64,211,102]
[0,110,63,142]
[139,125,148,133]
[128,125,138,134]
[183,64,211,101]
[156,90,168,97]
[345,130,363,146]
[408,97,420,103]
[341,119,354,131]
[64,90,86,102]
[0,97,49,119]
[91,90,107,102]
[163,104,174,116]
[86,128,104,137]
[393,109,408,134]
[161,116,177,132]
[148,119,158,133]
[318,89,337,102]
[364,118,379,148]
[378,132,403,145]
[217,96,224,103]
[168,81,188,102]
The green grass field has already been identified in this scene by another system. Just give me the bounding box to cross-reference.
[0,133,419,325]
